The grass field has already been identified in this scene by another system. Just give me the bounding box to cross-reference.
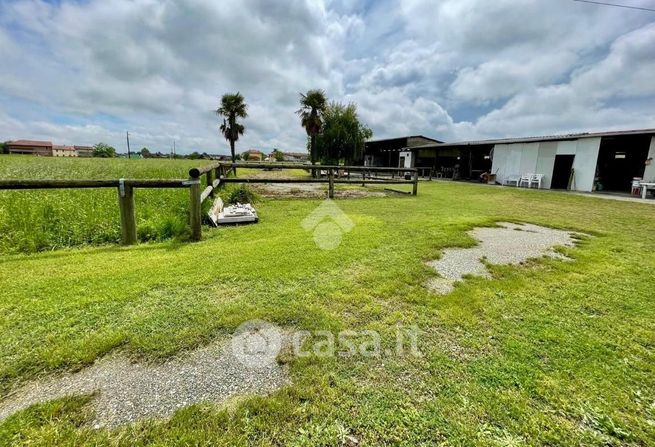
[1,173,655,445]
[0,156,211,253]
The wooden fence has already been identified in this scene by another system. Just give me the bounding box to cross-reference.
[0,163,418,246]
[0,178,195,246]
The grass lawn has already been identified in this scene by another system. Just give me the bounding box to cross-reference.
[0,156,211,253]
[1,179,654,445]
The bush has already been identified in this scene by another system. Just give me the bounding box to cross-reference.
[226,185,258,204]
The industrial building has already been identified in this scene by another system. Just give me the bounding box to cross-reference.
[370,129,655,194]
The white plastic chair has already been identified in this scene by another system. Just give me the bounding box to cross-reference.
[632,179,643,196]
[519,174,532,188]
[530,174,544,189]
[505,175,520,186]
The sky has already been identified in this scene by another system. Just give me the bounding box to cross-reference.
[0,0,654,155]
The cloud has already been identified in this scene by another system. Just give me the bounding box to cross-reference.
[0,0,653,153]
[470,22,655,137]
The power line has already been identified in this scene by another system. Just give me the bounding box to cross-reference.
[573,0,655,12]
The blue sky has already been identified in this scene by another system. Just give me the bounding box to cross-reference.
[0,0,654,154]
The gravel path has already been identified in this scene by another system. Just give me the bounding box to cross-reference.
[252,182,385,198]
[426,222,578,294]
[0,323,289,427]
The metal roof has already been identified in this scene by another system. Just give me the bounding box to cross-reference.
[409,128,655,150]
[367,135,443,144]
[8,140,53,147]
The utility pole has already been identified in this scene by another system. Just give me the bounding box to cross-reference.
[173,140,176,159]
[126,131,131,159]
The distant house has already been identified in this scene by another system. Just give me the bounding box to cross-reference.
[74,145,94,157]
[243,149,264,161]
[6,140,53,156]
[53,145,77,157]
[281,152,309,162]
[211,154,232,161]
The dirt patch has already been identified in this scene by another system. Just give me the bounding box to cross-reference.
[251,182,386,198]
[426,222,578,294]
[0,323,289,428]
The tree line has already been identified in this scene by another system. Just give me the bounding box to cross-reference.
[2,89,372,165]
[216,90,372,171]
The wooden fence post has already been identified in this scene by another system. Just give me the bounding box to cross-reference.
[117,180,137,245]
[412,170,419,196]
[328,169,335,199]
[189,179,202,241]
[361,169,366,187]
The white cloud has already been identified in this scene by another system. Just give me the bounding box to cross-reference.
[469,23,655,137]
[0,0,653,152]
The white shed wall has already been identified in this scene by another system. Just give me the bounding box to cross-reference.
[399,151,414,168]
[491,144,521,185]
[519,143,540,175]
[491,137,601,191]
[571,137,601,192]
[492,142,548,188]
[536,142,557,189]
[556,140,577,155]
[643,136,655,182]
[491,144,508,183]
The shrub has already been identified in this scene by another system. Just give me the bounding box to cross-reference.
[226,185,258,204]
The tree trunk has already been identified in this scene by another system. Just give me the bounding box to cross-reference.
[230,138,237,176]
[310,134,317,178]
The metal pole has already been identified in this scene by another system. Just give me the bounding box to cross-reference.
[126,132,131,159]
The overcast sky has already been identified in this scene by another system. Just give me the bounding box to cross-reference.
[1,0,654,154]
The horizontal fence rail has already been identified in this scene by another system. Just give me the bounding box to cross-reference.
[0,179,191,190]
[1,162,417,248]
[0,178,198,245]
[219,178,415,184]
[189,162,417,177]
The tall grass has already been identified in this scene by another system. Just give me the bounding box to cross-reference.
[0,156,210,253]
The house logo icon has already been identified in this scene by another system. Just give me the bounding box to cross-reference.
[301,200,354,250]
[230,320,283,369]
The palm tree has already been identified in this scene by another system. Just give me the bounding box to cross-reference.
[216,92,248,171]
[297,89,327,176]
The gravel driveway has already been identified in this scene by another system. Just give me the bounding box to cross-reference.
[0,323,289,427]
[426,222,578,294]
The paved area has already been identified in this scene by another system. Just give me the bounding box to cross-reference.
[426,222,578,294]
[0,323,289,428]
[571,191,655,204]
[430,179,655,204]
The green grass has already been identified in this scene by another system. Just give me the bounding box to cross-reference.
[0,156,211,253]
[1,179,655,445]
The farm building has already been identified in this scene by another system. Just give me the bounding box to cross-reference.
[53,145,77,157]
[395,129,655,193]
[74,145,94,157]
[280,152,309,162]
[363,135,442,168]
[6,140,53,156]
[243,149,264,161]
